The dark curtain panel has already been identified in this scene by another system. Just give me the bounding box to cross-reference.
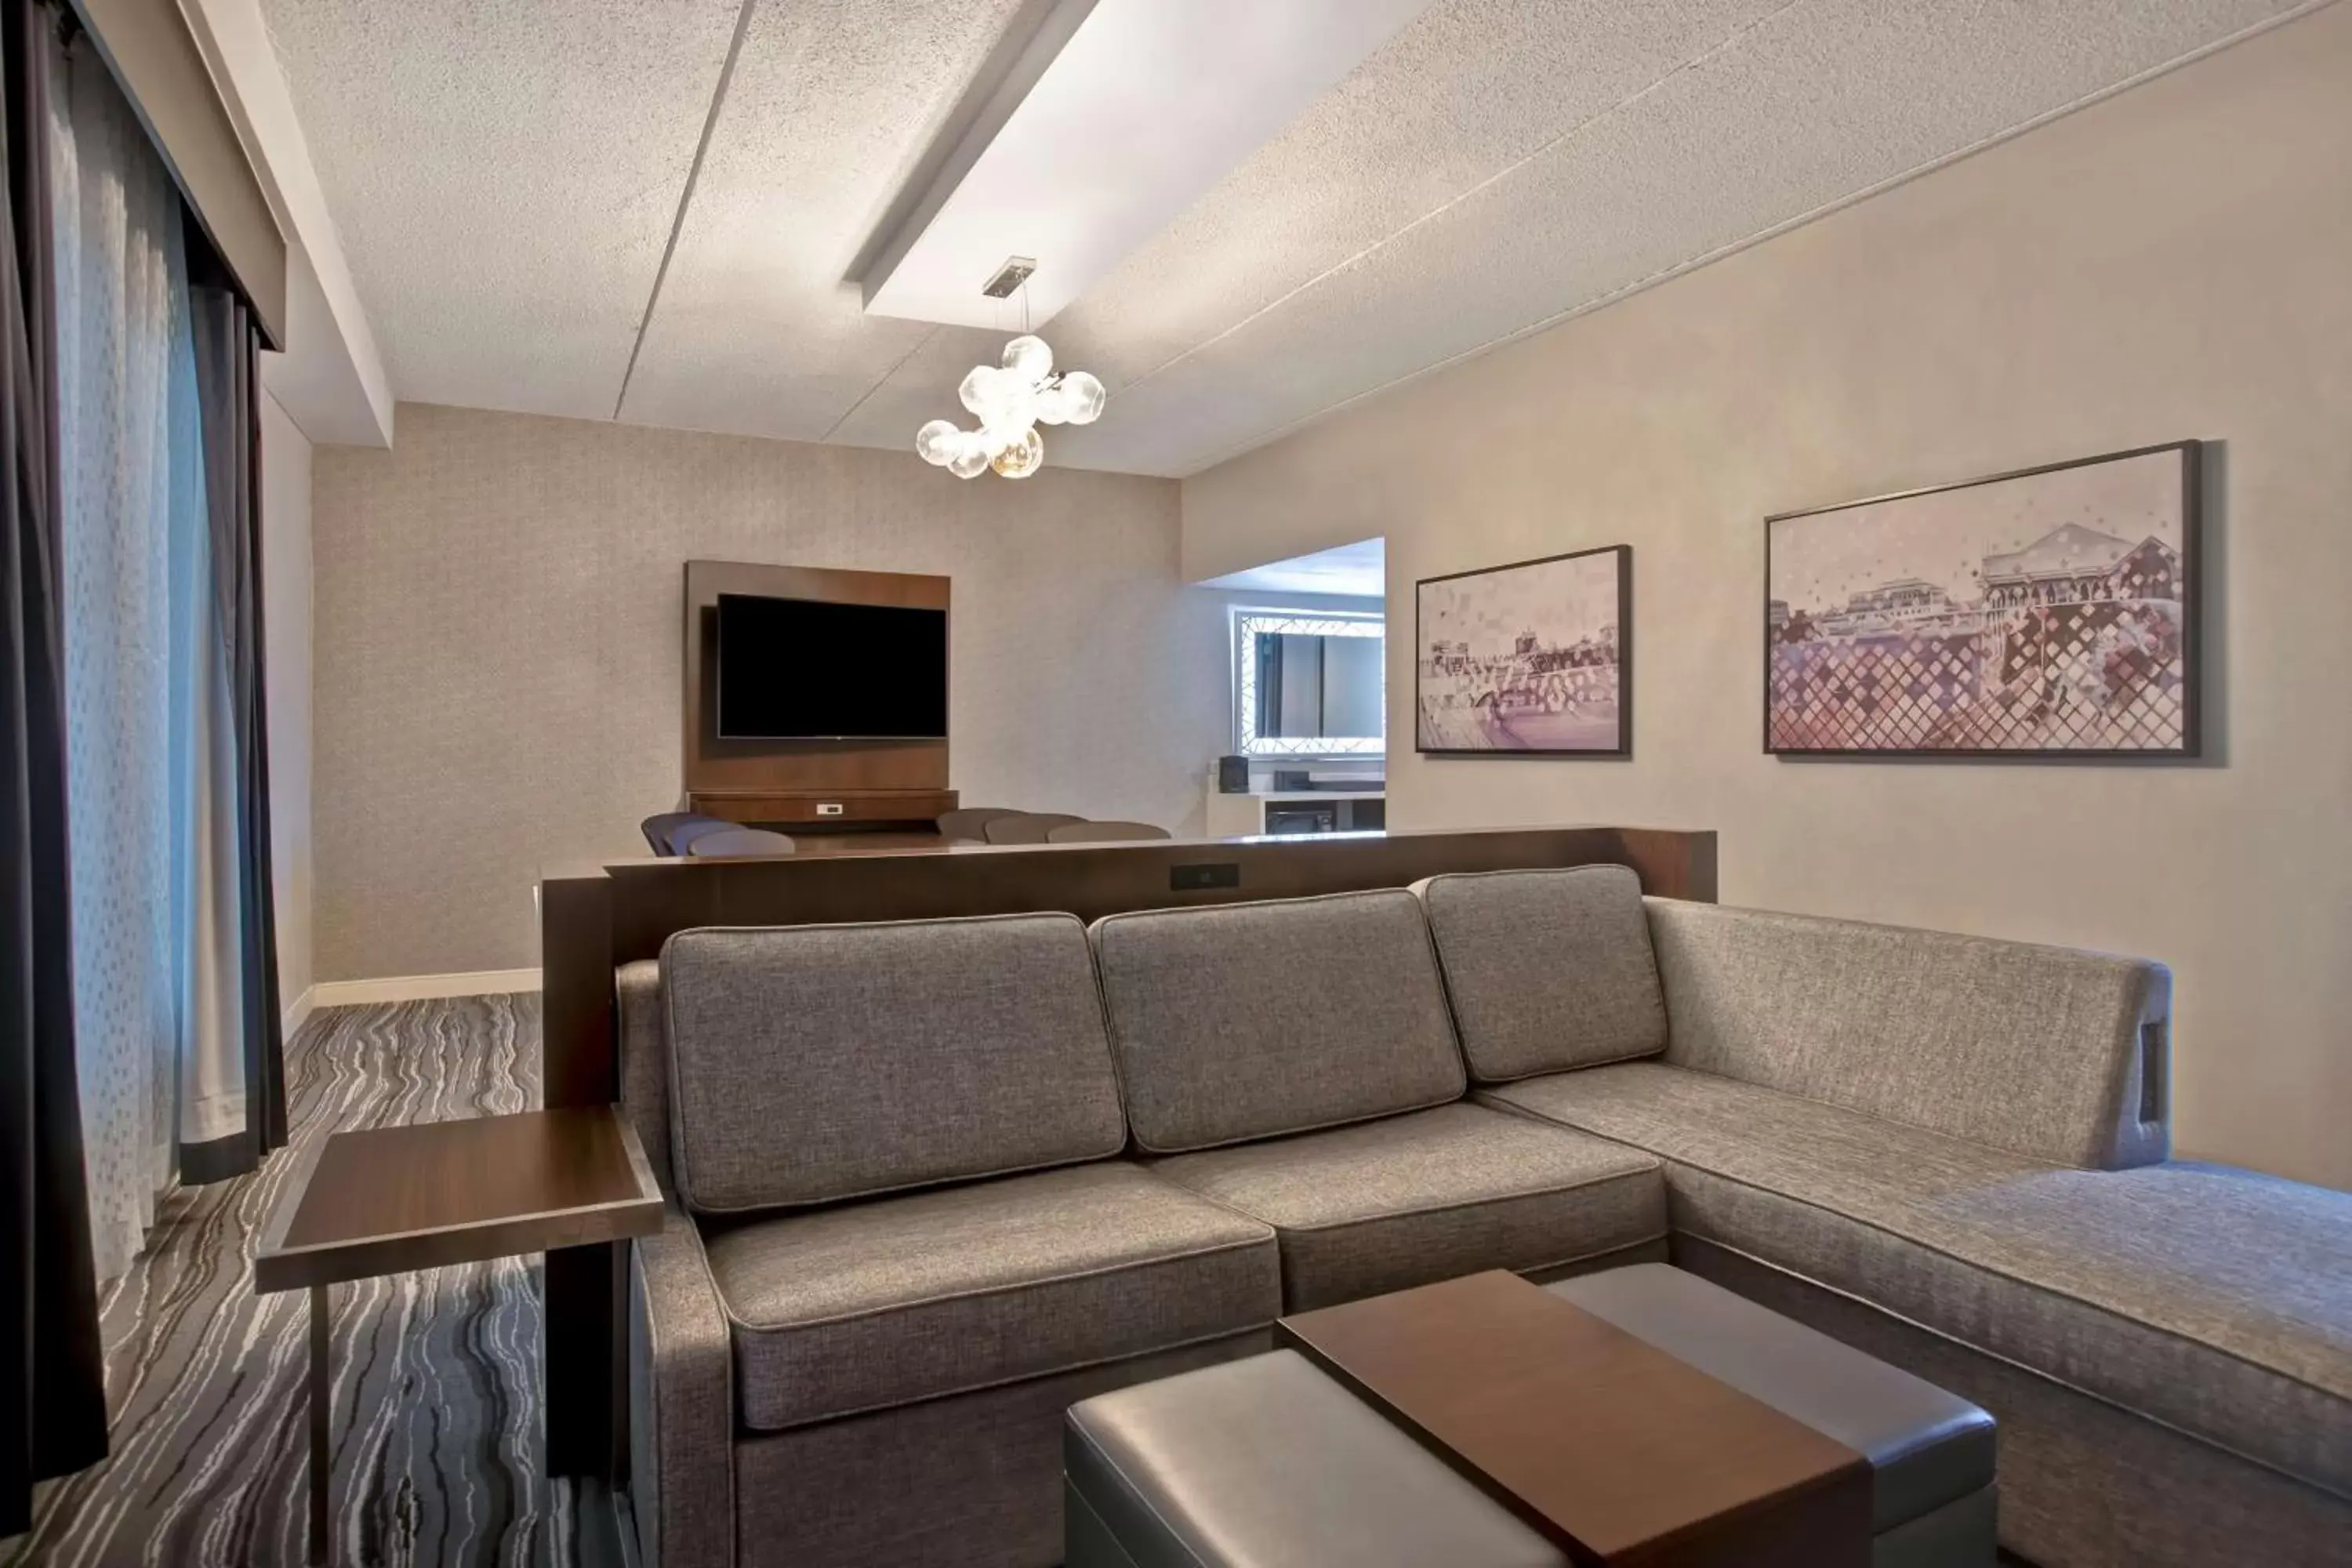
[187,282,285,1180]
[0,0,108,1531]
[236,318,285,1155]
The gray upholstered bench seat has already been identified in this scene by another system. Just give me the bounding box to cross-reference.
[1552,1265,1994,1546]
[704,1162,1280,1432]
[1487,1062,2352,1501]
[1068,1349,1568,1568]
[1146,1101,1666,1312]
[1063,1264,1996,1568]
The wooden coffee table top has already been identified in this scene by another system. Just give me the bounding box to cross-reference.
[1276,1270,1871,1567]
[254,1105,664,1294]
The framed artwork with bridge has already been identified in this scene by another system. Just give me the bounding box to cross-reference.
[1766,441,2202,759]
[1416,543,1632,757]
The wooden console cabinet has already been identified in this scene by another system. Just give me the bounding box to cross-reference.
[682,560,956,831]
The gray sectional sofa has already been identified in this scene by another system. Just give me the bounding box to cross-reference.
[613,867,2351,1568]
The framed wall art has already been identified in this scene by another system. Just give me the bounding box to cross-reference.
[1765,441,2201,758]
[1416,544,1631,757]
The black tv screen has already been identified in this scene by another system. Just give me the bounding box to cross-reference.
[715,593,948,740]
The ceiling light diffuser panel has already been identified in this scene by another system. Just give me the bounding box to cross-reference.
[862,0,1433,330]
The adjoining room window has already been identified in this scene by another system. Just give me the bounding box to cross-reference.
[1232,610,1385,757]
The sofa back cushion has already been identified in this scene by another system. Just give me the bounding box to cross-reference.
[1646,898,2171,1170]
[1091,890,1465,1152]
[1416,866,1668,1081]
[662,914,1127,1213]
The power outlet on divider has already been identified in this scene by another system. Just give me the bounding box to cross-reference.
[1170,863,1241,891]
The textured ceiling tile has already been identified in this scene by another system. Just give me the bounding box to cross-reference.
[263,0,2310,474]
[1052,0,2310,474]
[258,0,743,421]
[1045,0,1789,387]
[614,0,1030,441]
[819,321,1007,456]
[826,0,1791,467]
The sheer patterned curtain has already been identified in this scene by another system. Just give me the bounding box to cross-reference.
[49,34,244,1280]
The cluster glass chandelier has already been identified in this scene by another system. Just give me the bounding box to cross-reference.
[916,261,1105,479]
[916,333,1105,480]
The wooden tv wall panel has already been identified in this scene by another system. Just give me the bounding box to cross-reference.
[681,560,957,827]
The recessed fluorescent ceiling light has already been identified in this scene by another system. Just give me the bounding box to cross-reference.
[862,0,1432,330]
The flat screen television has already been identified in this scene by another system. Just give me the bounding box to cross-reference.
[714,593,948,741]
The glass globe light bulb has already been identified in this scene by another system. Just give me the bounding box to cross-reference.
[947,437,991,479]
[989,427,1044,478]
[1056,370,1106,426]
[988,430,1044,479]
[1000,334,1054,384]
[915,419,962,466]
[957,365,1001,417]
[980,379,1037,436]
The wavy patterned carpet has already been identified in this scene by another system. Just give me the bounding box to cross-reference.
[7,995,605,1568]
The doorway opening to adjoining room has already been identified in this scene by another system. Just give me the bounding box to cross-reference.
[1196,538,1387,836]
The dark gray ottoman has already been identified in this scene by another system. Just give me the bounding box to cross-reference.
[1064,1264,1995,1568]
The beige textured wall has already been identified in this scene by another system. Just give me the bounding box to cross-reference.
[1181,9,2352,1189]
[261,390,314,1016]
[313,405,1219,981]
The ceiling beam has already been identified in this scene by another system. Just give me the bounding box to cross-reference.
[859,0,1429,331]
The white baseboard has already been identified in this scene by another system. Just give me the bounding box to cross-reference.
[310,967,544,1008]
[281,985,315,1040]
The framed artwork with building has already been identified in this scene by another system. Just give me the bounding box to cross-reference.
[1765,441,2201,758]
[1416,544,1631,756]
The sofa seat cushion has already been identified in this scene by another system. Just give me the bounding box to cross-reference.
[1091,889,1465,1153]
[1148,1102,1666,1311]
[1486,1063,2352,1498]
[706,1163,1280,1432]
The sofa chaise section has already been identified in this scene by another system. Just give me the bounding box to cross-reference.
[1092,889,1667,1311]
[1485,1062,2352,1507]
[623,914,1283,1568]
[1418,867,2352,1567]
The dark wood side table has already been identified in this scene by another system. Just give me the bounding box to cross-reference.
[254,1106,665,1565]
[1276,1270,1873,1566]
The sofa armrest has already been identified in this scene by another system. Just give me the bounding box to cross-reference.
[617,960,672,1193]
[1645,897,2171,1170]
[629,1208,734,1568]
